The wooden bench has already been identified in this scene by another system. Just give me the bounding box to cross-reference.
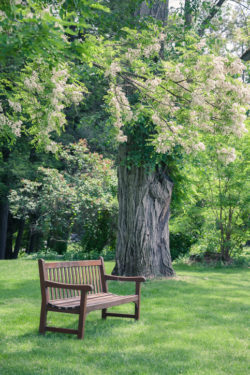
[38,258,146,339]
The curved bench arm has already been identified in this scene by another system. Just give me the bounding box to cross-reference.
[44,280,93,292]
[104,275,146,283]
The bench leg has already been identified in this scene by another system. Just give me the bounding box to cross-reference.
[78,292,87,339]
[135,301,140,320]
[135,282,141,320]
[102,308,107,319]
[39,302,47,334]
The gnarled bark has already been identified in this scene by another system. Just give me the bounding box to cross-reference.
[113,144,174,278]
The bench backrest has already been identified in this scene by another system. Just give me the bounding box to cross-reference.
[39,259,107,301]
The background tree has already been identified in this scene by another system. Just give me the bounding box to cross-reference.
[8,140,117,257]
[0,0,109,259]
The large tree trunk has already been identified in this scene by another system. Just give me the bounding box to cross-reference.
[113,145,174,278]
[113,0,174,278]
[0,200,9,259]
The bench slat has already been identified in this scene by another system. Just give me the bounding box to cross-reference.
[44,260,102,268]
[49,293,113,307]
[53,268,58,299]
[87,294,138,312]
[48,293,138,312]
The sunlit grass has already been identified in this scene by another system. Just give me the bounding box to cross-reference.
[0,260,249,375]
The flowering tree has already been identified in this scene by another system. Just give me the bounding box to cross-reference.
[89,15,249,276]
[0,0,109,259]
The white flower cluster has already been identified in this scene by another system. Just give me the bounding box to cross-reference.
[45,141,58,153]
[0,113,22,137]
[152,112,206,155]
[19,63,84,149]
[0,10,7,21]
[144,42,161,58]
[45,66,83,133]
[0,100,22,137]
[217,147,236,165]
[109,84,134,142]
[107,33,249,157]
[64,84,83,105]
[193,142,206,151]
[52,66,83,106]
[197,40,206,50]
[227,58,245,75]
[105,62,121,78]
[24,71,43,92]
[146,78,162,90]
[8,100,22,112]
[167,64,185,82]
[125,48,141,63]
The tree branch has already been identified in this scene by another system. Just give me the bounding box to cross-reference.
[241,48,250,62]
[198,0,228,36]
[230,0,250,10]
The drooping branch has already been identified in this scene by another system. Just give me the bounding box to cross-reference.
[198,0,228,36]
[230,0,250,10]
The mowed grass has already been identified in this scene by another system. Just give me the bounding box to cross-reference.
[0,261,249,375]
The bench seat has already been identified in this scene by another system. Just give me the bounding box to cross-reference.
[48,292,139,313]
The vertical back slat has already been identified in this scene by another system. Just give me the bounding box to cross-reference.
[91,266,96,294]
[57,267,63,299]
[65,267,71,298]
[75,267,80,297]
[60,267,66,299]
[67,267,72,298]
[87,266,93,294]
[53,268,59,299]
[80,266,84,285]
[47,268,50,300]
[85,266,90,291]
[73,267,78,296]
[71,267,76,297]
[83,266,89,294]
[89,266,93,293]
[94,266,100,293]
[95,266,100,293]
[98,266,102,293]
[49,268,55,300]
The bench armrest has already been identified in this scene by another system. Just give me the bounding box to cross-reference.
[104,275,146,283]
[44,280,93,292]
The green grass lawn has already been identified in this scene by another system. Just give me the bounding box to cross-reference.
[0,260,249,375]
